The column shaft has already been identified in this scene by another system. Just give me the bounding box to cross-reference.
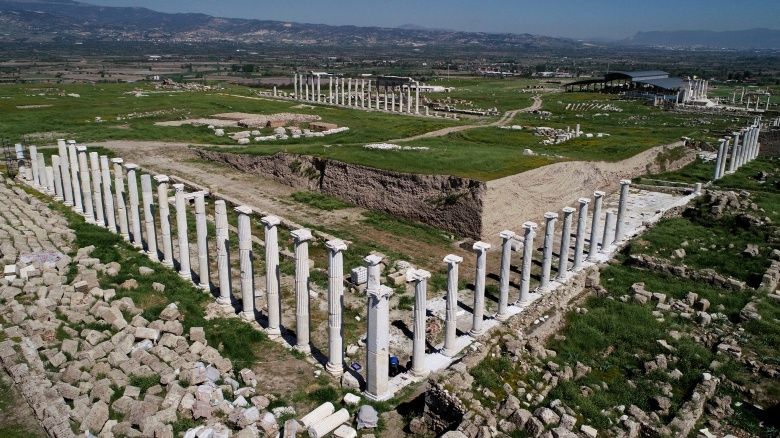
[573,199,589,269]
[236,206,255,320]
[155,176,173,267]
[263,215,282,337]
[215,200,233,307]
[195,193,209,290]
[587,192,604,261]
[496,231,515,320]
[519,222,537,303]
[411,270,430,377]
[125,165,143,247]
[112,159,130,241]
[99,156,116,232]
[174,184,191,279]
[77,148,94,223]
[326,239,347,376]
[614,180,631,242]
[68,143,83,212]
[57,140,74,206]
[469,242,491,336]
[557,207,575,280]
[89,152,105,227]
[442,255,462,357]
[540,213,558,290]
[140,174,158,259]
[293,230,313,352]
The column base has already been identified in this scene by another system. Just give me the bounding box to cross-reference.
[363,390,392,402]
[179,270,191,280]
[294,344,311,355]
[162,260,174,268]
[266,327,281,338]
[410,368,430,378]
[216,296,231,307]
[63,201,73,207]
[239,311,254,321]
[468,327,485,337]
[198,283,210,292]
[441,346,459,358]
[495,312,509,322]
[325,362,343,377]
[516,299,531,308]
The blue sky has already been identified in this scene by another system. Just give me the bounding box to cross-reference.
[86,0,780,39]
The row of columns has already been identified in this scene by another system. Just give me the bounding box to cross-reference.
[291,73,421,114]
[687,79,708,102]
[714,120,761,180]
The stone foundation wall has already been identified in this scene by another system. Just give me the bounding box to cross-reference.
[195,149,486,239]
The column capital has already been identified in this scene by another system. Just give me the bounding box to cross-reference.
[544,212,559,220]
[76,145,87,152]
[111,157,124,164]
[411,269,431,281]
[522,221,538,230]
[620,179,632,186]
[473,241,491,252]
[593,191,605,198]
[153,174,169,183]
[261,215,281,227]
[291,228,313,242]
[369,284,393,300]
[124,163,138,170]
[578,197,590,205]
[499,230,516,240]
[234,205,252,215]
[364,254,383,265]
[325,239,348,252]
[443,254,463,265]
[562,206,576,214]
[173,183,185,192]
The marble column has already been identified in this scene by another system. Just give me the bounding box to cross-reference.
[614,180,631,242]
[112,159,130,241]
[325,239,348,376]
[406,85,412,113]
[292,229,313,353]
[376,91,380,110]
[77,147,95,223]
[713,139,726,180]
[262,215,282,337]
[215,200,233,307]
[728,134,739,172]
[411,269,430,377]
[557,207,575,281]
[601,211,615,251]
[68,143,83,213]
[317,75,321,102]
[496,230,515,321]
[154,175,173,267]
[125,164,142,247]
[399,90,404,113]
[51,155,64,201]
[57,140,74,206]
[89,152,105,227]
[99,156,116,232]
[366,282,393,400]
[29,145,39,188]
[518,221,537,303]
[392,93,396,112]
[415,84,420,114]
[573,198,590,270]
[44,165,55,196]
[140,174,158,260]
[384,91,388,111]
[347,79,352,106]
[539,212,558,290]
[174,184,191,280]
[329,76,333,103]
[442,254,462,357]
[294,74,298,98]
[587,191,604,261]
[194,192,209,290]
[718,139,730,178]
[236,205,255,320]
[469,241,491,337]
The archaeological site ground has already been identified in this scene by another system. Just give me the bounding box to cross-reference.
[0,1,779,438]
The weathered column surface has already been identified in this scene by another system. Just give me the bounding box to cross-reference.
[614,180,631,242]
[89,152,105,227]
[292,229,313,353]
[58,140,74,206]
[573,198,590,270]
[99,156,116,232]
[262,215,282,337]
[68,143,83,213]
[29,145,39,188]
[125,163,142,247]
[587,191,604,261]
[557,207,575,281]
[496,230,515,321]
[442,254,463,357]
[539,212,558,290]
[215,200,232,307]
[236,205,255,320]
[519,221,537,303]
[469,241,491,337]
[51,155,64,201]
[325,239,348,376]
[194,192,209,290]
[174,183,191,280]
[365,254,391,400]
[154,175,173,267]
[77,147,95,223]
[601,211,615,251]
[112,159,130,241]
[411,269,430,377]
[140,174,158,260]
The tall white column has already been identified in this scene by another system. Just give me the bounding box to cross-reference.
[29,145,40,188]
[89,152,105,227]
[573,198,590,269]
[112,159,130,241]
[292,229,313,353]
[99,156,116,232]
[392,93,396,112]
[215,200,232,307]
[77,147,95,223]
[67,142,83,213]
[174,184,191,280]
[728,134,739,172]
[365,254,391,400]
[154,175,173,267]
[347,79,352,106]
[539,212,558,290]
[518,221,537,303]
[557,207,575,281]
[51,155,64,201]
[496,230,515,321]
[325,239,347,376]
[469,241,491,337]
[140,174,158,260]
[194,192,209,290]
[713,139,725,180]
[614,180,631,242]
[718,138,729,177]
[294,74,298,99]
[329,76,333,103]
[236,205,255,320]
[384,91,388,111]
[411,269,430,377]
[587,191,604,261]
[57,140,73,206]
[317,75,321,102]
[442,254,462,357]
[601,211,615,251]
[125,164,142,247]
[415,84,420,114]
[406,85,412,113]
[44,165,55,196]
[262,215,282,337]
[399,90,404,112]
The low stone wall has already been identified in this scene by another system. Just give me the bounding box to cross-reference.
[195,149,486,239]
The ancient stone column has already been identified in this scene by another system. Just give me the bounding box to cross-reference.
[317,75,321,102]
[236,205,255,320]
[415,84,420,114]
[262,215,282,337]
[718,138,730,177]
[518,221,537,303]
[557,207,575,281]
[384,91,388,111]
[392,92,396,112]
[728,133,740,172]
[376,91,380,110]
[112,159,130,241]
[89,152,105,227]
[125,164,142,247]
[411,269,430,377]
[292,229,313,353]
[99,155,116,232]
[406,85,412,113]
[57,140,74,206]
[347,79,352,106]
[44,165,55,196]
[325,239,348,376]
[713,139,726,180]
[36,152,47,190]
[305,76,309,100]
[154,175,173,267]
[399,90,404,113]
[469,241,491,337]
[614,180,631,243]
[572,198,589,270]
[215,200,233,307]
[329,76,333,103]
[496,230,515,321]
[294,74,298,98]
[194,192,209,290]
[67,143,83,213]
[587,191,604,261]
[51,155,64,201]
[77,147,95,223]
[174,184,191,280]
[601,211,615,251]
[365,254,391,400]
[28,145,39,188]
[140,174,158,260]
[442,254,462,357]
[539,212,558,290]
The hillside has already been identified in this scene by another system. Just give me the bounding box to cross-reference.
[625,28,780,50]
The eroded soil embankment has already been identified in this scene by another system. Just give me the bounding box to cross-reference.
[194,149,486,239]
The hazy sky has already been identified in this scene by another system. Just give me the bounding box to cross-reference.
[86,0,780,40]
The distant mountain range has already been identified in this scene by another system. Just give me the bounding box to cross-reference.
[625,28,780,50]
[0,0,777,51]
